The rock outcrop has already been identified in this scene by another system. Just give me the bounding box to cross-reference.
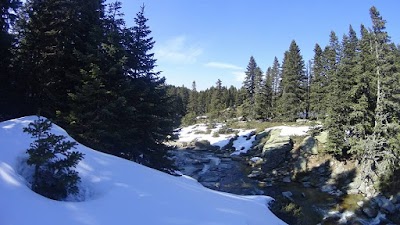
[299,136,318,155]
[261,129,293,170]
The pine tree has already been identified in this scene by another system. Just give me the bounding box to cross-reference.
[359,7,400,192]
[325,31,352,156]
[242,56,258,119]
[24,117,84,200]
[15,0,105,118]
[309,44,328,120]
[210,79,224,118]
[276,40,306,121]
[348,25,376,155]
[0,0,21,119]
[124,4,158,79]
[187,81,199,115]
[253,66,265,119]
[263,67,274,119]
[182,81,199,125]
[269,57,281,118]
[119,5,175,171]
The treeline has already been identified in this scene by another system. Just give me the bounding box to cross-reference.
[0,1,175,171]
[171,7,400,193]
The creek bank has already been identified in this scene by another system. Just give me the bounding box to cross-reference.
[169,123,400,225]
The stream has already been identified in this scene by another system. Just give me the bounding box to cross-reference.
[170,149,347,225]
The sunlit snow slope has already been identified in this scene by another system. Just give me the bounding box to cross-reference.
[0,116,286,225]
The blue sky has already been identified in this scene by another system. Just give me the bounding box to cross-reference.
[118,0,400,90]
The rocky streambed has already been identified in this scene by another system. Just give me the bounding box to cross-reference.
[169,124,400,225]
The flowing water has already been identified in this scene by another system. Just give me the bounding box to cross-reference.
[170,149,364,225]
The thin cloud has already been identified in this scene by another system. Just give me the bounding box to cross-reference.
[155,35,203,64]
[204,62,243,70]
[232,71,246,82]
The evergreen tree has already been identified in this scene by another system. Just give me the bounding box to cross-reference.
[253,66,265,119]
[182,81,198,125]
[24,117,84,200]
[226,85,238,109]
[269,57,281,118]
[360,7,400,191]
[116,5,175,170]
[15,0,105,118]
[263,67,274,119]
[348,25,376,155]
[210,79,224,118]
[276,40,306,121]
[187,81,199,115]
[309,44,328,120]
[325,31,352,156]
[124,4,157,79]
[242,56,258,119]
[270,57,281,96]
[0,0,21,119]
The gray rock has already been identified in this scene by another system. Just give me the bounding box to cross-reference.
[321,184,336,193]
[315,131,328,144]
[255,131,269,141]
[294,156,307,174]
[248,170,263,179]
[362,205,378,218]
[299,136,318,155]
[230,155,243,161]
[391,193,400,204]
[282,191,294,201]
[248,157,264,167]
[261,129,293,170]
[282,176,291,183]
[194,140,219,151]
[302,182,311,188]
[380,199,396,214]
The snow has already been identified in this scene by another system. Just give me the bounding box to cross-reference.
[176,123,235,148]
[265,126,310,137]
[231,130,256,156]
[0,116,287,225]
[175,123,311,157]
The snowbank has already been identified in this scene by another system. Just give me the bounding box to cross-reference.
[0,116,286,225]
[266,126,310,137]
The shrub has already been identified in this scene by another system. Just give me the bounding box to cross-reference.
[24,117,84,200]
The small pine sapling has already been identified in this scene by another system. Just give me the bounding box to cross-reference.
[24,117,84,200]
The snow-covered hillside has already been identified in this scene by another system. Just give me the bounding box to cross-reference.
[0,116,286,225]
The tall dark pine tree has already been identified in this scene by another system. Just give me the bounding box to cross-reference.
[348,25,376,155]
[253,66,265,119]
[262,67,274,119]
[327,26,358,156]
[124,4,158,79]
[242,56,258,119]
[15,0,104,118]
[270,57,281,96]
[0,0,21,119]
[276,40,306,121]
[309,44,328,120]
[121,5,175,171]
[269,57,281,118]
[187,81,199,115]
[210,79,224,118]
[325,31,353,156]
